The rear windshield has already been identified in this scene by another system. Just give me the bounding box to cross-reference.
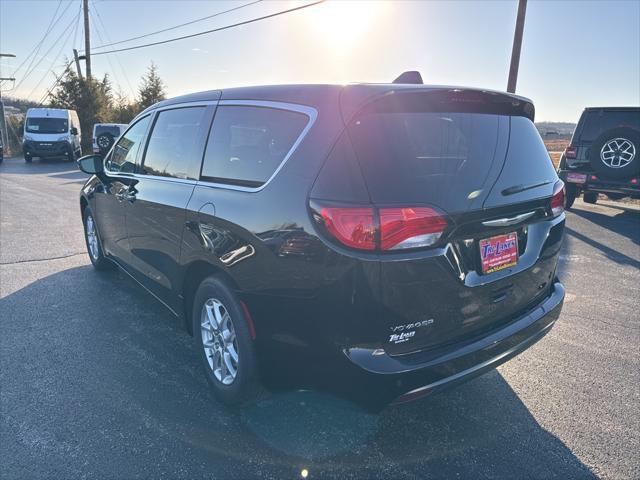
[347,110,507,212]
[94,125,122,138]
[26,117,68,134]
[576,110,640,143]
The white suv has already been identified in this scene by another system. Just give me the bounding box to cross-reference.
[92,123,128,155]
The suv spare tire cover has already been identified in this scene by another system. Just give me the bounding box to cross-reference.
[589,127,640,179]
[96,133,115,154]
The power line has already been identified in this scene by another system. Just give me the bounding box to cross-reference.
[90,0,263,51]
[25,9,80,102]
[89,7,125,91]
[90,0,326,56]
[37,60,74,106]
[90,0,136,98]
[14,7,80,93]
[11,0,68,77]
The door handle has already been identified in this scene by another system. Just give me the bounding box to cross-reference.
[115,188,136,203]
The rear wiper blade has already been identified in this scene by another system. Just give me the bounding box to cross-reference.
[501,180,552,196]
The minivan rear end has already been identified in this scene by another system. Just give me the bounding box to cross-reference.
[307,87,565,405]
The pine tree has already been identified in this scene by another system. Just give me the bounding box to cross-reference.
[138,62,167,110]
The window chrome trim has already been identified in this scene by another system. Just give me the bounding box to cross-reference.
[197,100,318,193]
[103,113,153,177]
[104,100,318,193]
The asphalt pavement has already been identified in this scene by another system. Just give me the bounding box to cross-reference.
[1,156,638,479]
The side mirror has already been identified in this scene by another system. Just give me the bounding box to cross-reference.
[70,127,78,135]
[77,154,104,174]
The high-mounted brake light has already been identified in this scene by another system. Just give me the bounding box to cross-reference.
[551,180,565,217]
[318,205,448,251]
[564,146,577,159]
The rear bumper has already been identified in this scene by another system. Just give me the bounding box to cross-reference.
[559,169,640,198]
[343,281,564,406]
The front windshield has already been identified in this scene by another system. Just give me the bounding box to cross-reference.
[25,117,68,134]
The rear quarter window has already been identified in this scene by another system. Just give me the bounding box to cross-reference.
[201,106,308,188]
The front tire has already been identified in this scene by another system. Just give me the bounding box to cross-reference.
[83,207,112,270]
[193,276,261,406]
[24,153,32,163]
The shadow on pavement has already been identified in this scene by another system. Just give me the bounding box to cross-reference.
[0,265,595,479]
[569,204,639,247]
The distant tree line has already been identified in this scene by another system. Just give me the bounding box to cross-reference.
[3,62,167,154]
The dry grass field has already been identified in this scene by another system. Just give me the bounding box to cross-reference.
[543,137,571,168]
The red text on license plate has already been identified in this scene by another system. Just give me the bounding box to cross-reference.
[479,232,518,274]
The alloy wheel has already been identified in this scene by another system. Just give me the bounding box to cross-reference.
[85,215,99,261]
[600,138,636,168]
[200,298,239,385]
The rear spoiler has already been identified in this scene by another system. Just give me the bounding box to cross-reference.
[341,86,536,123]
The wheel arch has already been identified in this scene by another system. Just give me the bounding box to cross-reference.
[181,260,241,336]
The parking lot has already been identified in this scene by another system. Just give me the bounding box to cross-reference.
[1,156,638,479]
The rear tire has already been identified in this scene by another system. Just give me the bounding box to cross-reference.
[565,183,577,209]
[192,276,262,406]
[83,207,112,270]
[583,192,598,204]
[24,154,32,163]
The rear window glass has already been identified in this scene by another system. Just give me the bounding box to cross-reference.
[578,110,640,143]
[347,111,506,212]
[94,126,122,138]
[201,106,308,187]
[142,107,208,180]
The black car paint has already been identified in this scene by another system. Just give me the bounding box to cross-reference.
[80,84,565,406]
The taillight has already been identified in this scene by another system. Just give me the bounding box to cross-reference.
[317,205,448,251]
[631,178,638,185]
[320,207,376,250]
[379,207,448,250]
[564,146,577,159]
[551,180,565,217]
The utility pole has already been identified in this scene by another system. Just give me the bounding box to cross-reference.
[507,0,527,93]
[73,49,84,80]
[0,53,17,150]
[83,0,92,79]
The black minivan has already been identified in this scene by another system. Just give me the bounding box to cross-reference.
[78,80,566,407]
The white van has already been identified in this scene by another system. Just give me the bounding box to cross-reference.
[23,108,82,163]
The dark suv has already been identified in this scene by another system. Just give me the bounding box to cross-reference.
[558,107,639,207]
[77,80,566,407]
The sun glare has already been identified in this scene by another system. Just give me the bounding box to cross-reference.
[306,0,386,51]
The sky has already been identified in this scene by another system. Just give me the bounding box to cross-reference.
[1,0,639,122]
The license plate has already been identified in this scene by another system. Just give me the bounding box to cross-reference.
[566,172,587,184]
[479,232,518,274]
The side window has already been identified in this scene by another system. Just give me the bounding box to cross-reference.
[201,106,308,187]
[105,115,151,174]
[141,107,208,179]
